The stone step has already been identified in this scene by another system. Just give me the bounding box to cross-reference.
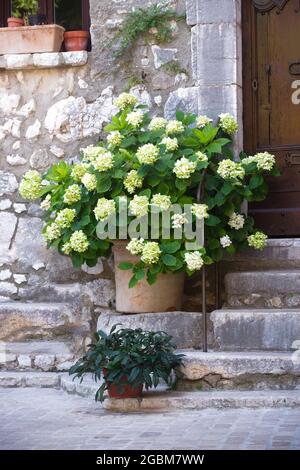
[178,350,300,390]
[225,270,300,308]
[2,371,300,411]
[0,340,76,371]
[224,239,300,269]
[0,302,90,347]
[97,309,203,349]
[103,390,300,412]
[0,371,62,388]
[211,309,300,351]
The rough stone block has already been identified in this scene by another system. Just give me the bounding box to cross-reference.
[5,54,33,69]
[211,309,300,351]
[0,172,18,196]
[191,24,241,86]
[186,0,241,26]
[0,302,90,342]
[97,310,203,349]
[33,53,63,68]
[34,355,55,371]
[62,51,88,66]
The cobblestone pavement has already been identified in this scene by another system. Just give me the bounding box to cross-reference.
[0,388,300,450]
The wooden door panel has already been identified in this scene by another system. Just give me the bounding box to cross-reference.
[243,0,300,236]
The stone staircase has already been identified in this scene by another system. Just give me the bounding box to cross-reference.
[1,239,300,411]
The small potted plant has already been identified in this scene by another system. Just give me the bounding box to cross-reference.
[10,0,46,26]
[7,0,24,27]
[69,325,184,402]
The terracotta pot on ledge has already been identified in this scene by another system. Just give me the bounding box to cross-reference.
[64,30,89,51]
[7,17,24,27]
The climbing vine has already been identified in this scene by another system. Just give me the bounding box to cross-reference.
[112,3,185,58]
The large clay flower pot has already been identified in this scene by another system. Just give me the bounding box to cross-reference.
[64,30,89,51]
[0,25,65,54]
[113,240,185,314]
[7,17,24,27]
[104,369,143,399]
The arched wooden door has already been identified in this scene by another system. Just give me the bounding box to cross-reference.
[243,0,300,236]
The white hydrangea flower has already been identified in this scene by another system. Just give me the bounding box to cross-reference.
[254,152,276,171]
[217,159,245,180]
[63,184,81,205]
[228,212,245,230]
[219,113,238,135]
[160,137,178,152]
[127,238,145,255]
[114,92,138,110]
[149,117,167,131]
[136,144,159,165]
[19,170,42,201]
[43,223,61,242]
[81,145,106,163]
[55,208,76,229]
[191,204,209,220]
[173,157,197,179]
[196,151,208,163]
[124,170,143,194]
[196,115,213,128]
[184,251,204,271]
[93,151,114,172]
[81,173,97,191]
[71,163,89,181]
[107,131,123,147]
[166,120,185,135]
[129,195,149,217]
[94,198,116,221]
[220,235,232,248]
[172,213,188,229]
[62,241,72,255]
[141,241,161,265]
[126,110,144,128]
[247,232,268,250]
[40,194,51,211]
[151,194,172,211]
[69,230,89,253]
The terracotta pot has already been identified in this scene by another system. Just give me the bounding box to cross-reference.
[103,369,143,399]
[113,240,185,314]
[64,30,89,51]
[7,17,24,27]
[0,25,65,55]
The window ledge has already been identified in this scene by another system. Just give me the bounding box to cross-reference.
[0,51,88,71]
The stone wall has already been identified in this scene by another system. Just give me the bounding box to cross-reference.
[0,0,243,331]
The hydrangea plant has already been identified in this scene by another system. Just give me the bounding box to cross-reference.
[19,92,279,286]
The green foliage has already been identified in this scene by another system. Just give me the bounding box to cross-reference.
[112,3,185,58]
[162,61,189,76]
[12,0,39,17]
[69,325,185,402]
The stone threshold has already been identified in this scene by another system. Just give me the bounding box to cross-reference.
[0,51,88,71]
[1,371,300,411]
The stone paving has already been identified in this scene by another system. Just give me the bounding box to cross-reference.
[0,388,300,450]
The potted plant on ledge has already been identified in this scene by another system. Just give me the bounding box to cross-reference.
[19,92,280,314]
[69,325,184,402]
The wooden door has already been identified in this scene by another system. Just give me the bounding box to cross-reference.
[243,0,300,236]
